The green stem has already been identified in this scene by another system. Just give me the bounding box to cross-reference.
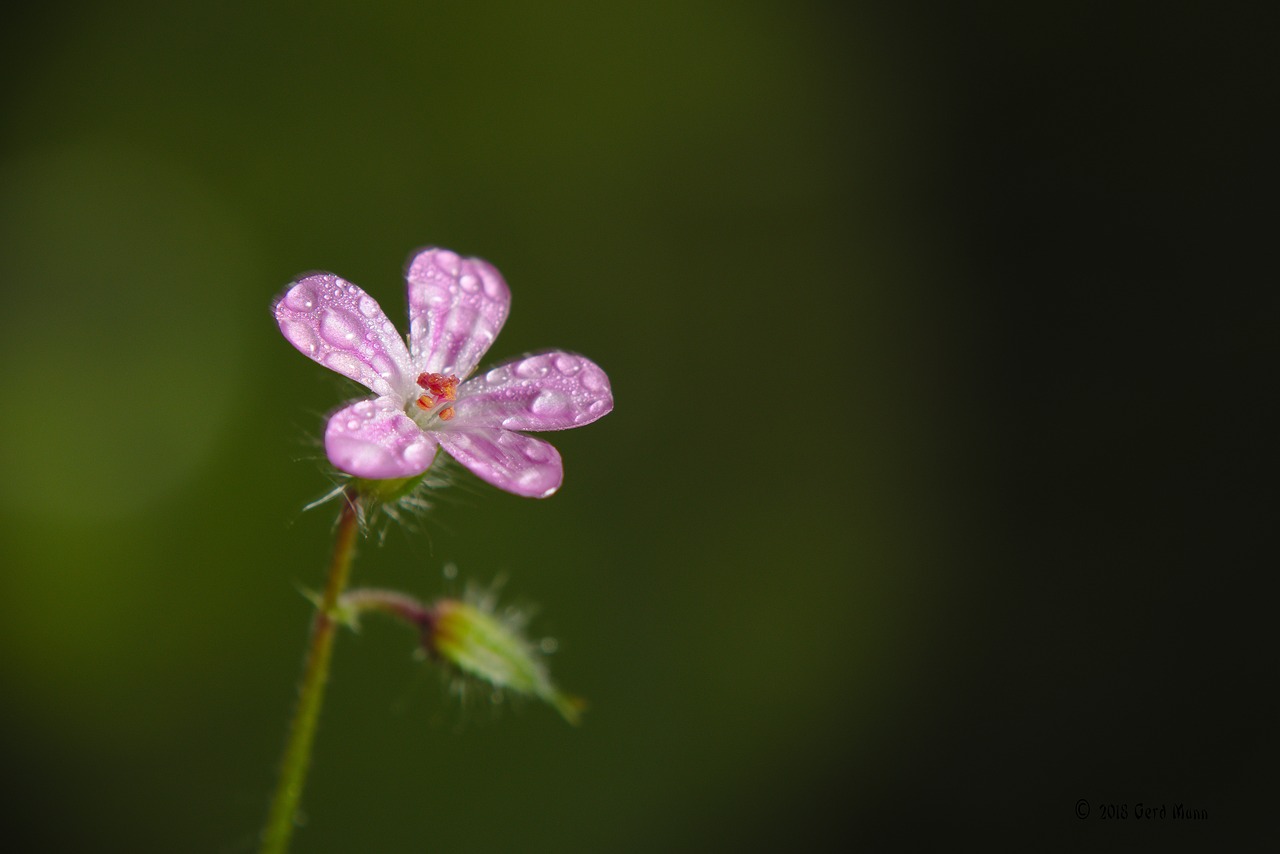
[260,490,361,854]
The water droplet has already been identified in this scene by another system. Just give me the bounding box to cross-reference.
[485,367,508,384]
[346,419,359,430]
[554,354,580,375]
[369,353,393,376]
[284,282,317,311]
[281,317,321,353]
[403,442,431,467]
[515,356,549,379]
[587,399,608,416]
[482,272,504,299]
[459,273,479,293]
[323,351,360,376]
[530,389,570,418]
[320,310,360,348]
[434,250,460,274]
[581,367,608,392]
[358,294,380,318]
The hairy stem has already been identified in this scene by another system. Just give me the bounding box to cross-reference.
[260,491,361,854]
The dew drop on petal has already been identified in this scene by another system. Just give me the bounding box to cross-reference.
[323,351,361,375]
[459,273,479,293]
[530,389,570,418]
[587,399,608,417]
[482,273,504,299]
[581,367,608,393]
[403,442,432,467]
[554,354,580,375]
[358,294,380,318]
[515,356,549,379]
[368,353,395,378]
[320,311,360,348]
[284,283,318,311]
[281,317,322,353]
[485,367,508,384]
[435,250,460,274]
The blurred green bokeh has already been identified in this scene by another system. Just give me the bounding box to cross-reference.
[4,2,1267,852]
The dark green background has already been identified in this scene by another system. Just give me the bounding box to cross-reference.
[0,3,1271,851]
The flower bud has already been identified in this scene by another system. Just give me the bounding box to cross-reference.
[425,598,584,724]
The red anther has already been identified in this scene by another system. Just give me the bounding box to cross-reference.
[415,395,434,410]
[438,375,459,400]
[438,406,455,421]
[416,372,459,402]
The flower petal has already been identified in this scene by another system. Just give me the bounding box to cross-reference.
[324,397,438,479]
[405,248,510,379]
[275,273,413,399]
[451,352,614,432]
[435,427,563,498]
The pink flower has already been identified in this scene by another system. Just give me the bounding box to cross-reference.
[275,248,612,497]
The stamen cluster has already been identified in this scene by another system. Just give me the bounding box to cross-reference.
[414,372,459,421]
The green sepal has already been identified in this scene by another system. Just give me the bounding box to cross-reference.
[352,470,429,506]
